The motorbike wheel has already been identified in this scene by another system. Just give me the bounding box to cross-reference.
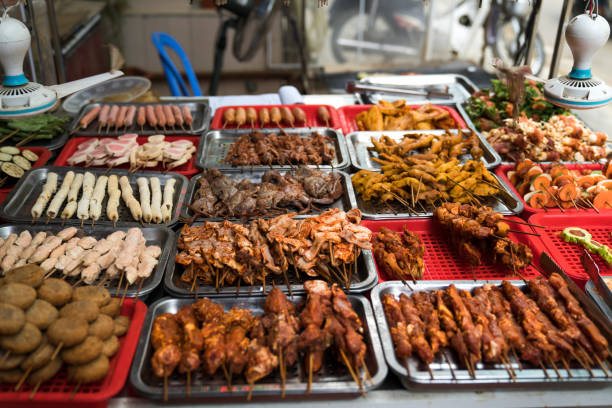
[493,17,545,75]
[330,6,423,64]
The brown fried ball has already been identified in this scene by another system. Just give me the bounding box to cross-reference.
[60,299,99,322]
[88,314,114,341]
[113,316,130,337]
[21,337,53,372]
[37,278,72,307]
[0,368,23,383]
[27,357,62,386]
[0,322,41,354]
[25,299,58,330]
[61,336,103,365]
[100,298,121,317]
[73,286,111,308]
[0,283,36,310]
[4,264,45,288]
[0,302,25,335]
[47,317,88,347]
[67,354,109,384]
[0,353,25,370]
[101,335,119,358]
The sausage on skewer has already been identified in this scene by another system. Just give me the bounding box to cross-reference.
[235,108,247,127]
[146,106,158,129]
[154,105,167,130]
[317,106,331,127]
[246,107,257,128]
[97,105,111,133]
[79,106,100,131]
[280,107,294,127]
[124,105,137,129]
[171,105,185,129]
[137,107,146,131]
[115,106,128,131]
[259,108,270,127]
[106,105,120,133]
[223,108,236,128]
[182,106,194,130]
[292,107,306,125]
[163,105,176,129]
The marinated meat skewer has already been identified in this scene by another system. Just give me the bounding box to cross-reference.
[150,313,182,402]
[175,305,204,396]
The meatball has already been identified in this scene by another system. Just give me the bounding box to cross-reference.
[101,335,119,358]
[25,300,58,330]
[0,322,42,354]
[47,317,88,348]
[59,299,99,323]
[37,278,72,307]
[113,316,130,337]
[88,314,114,341]
[67,354,109,384]
[0,353,25,370]
[0,302,25,335]
[73,286,111,308]
[21,338,54,372]
[4,265,45,288]
[27,357,62,386]
[61,336,103,365]
[100,298,121,317]
[0,283,36,310]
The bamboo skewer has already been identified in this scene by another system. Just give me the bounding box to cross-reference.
[340,348,365,397]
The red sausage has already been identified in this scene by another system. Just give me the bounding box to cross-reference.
[124,105,137,128]
[154,105,167,128]
[98,105,111,127]
[171,105,184,127]
[80,105,100,129]
[146,105,158,128]
[107,105,120,128]
[115,106,128,129]
[182,105,193,126]
[137,106,146,127]
[163,105,175,127]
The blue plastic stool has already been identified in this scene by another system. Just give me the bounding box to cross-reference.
[151,32,202,97]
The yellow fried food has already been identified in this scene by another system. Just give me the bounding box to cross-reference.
[355,100,461,131]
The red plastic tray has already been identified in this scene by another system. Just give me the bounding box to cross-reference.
[54,136,200,177]
[0,147,51,193]
[495,163,608,218]
[361,217,541,282]
[338,104,467,134]
[528,213,612,289]
[210,104,342,130]
[0,298,147,408]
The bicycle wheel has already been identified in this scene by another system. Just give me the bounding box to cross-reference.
[493,16,545,75]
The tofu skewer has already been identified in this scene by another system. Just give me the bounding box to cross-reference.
[150,177,162,224]
[161,178,176,224]
[120,176,142,221]
[31,172,58,220]
[77,172,96,223]
[137,177,152,223]
[106,175,121,226]
[46,171,75,220]
[89,175,109,224]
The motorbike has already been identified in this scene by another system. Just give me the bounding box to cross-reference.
[328,0,546,75]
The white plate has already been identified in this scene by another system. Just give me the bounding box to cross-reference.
[61,76,151,115]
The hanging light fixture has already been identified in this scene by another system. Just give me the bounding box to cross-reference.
[544,0,612,109]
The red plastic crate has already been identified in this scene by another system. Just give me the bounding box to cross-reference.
[0,147,51,193]
[338,104,467,134]
[210,104,342,130]
[54,136,200,177]
[361,217,541,282]
[495,163,608,218]
[528,213,612,289]
[0,298,147,408]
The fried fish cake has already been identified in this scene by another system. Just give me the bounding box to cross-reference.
[61,336,103,365]
[0,322,41,354]
[59,299,99,322]
[73,286,111,308]
[37,278,72,307]
[0,303,25,335]
[4,265,45,288]
[25,300,58,330]
[0,283,36,310]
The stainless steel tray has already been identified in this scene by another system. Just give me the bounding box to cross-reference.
[70,102,211,136]
[165,224,377,297]
[179,169,357,221]
[0,223,175,298]
[129,295,387,400]
[196,128,350,171]
[356,173,523,219]
[346,129,501,171]
[359,74,479,105]
[0,166,188,228]
[586,279,612,324]
[371,280,612,389]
